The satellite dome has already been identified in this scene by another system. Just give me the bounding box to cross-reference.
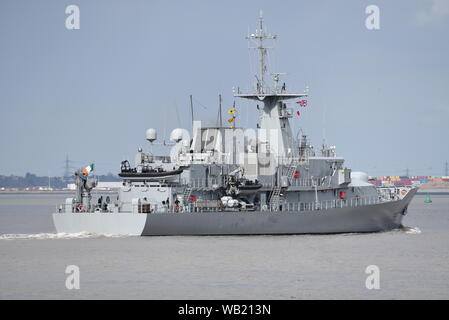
[170,128,183,142]
[146,128,157,142]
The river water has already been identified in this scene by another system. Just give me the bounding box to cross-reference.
[0,192,448,299]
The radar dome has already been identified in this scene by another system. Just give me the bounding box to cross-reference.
[170,128,183,142]
[146,128,157,142]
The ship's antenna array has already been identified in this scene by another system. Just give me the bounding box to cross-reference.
[216,94,223,127]
[189,95,194,133]
[271,72,287,92]
[246,10,277,94]
[322,104,327,144]
[219,94,223,127]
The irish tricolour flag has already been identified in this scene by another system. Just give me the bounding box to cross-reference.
[82,163,94,176]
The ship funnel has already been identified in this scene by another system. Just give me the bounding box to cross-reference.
[146,128,157,142]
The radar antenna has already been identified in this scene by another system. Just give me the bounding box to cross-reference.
[247,10,277,94]
[271,72,287,91]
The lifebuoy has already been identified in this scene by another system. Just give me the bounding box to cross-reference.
[76,204,85,212]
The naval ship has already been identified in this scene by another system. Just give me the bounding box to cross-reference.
[53,12,417,236]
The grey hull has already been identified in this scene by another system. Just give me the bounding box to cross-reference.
[53,189,416,236]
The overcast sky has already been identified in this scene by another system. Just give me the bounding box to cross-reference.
[1,0,448,177]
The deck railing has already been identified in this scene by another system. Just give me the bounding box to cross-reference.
[278,196,381,212]
[56,195,383,214]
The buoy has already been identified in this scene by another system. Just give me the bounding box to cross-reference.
[424,193,432,203]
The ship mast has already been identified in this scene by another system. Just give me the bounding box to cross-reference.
[235,11,309,172]
[236,10,307,99]
[247,10,277,94]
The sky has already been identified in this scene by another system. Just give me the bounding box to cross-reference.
[0,0,448,177]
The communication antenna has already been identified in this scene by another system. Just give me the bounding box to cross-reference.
[190,95,194,133]
[217,94,223,127]
[246,10,277,94]
[271,72,287,91]
[322,104,327,145]
[232,100,236,128]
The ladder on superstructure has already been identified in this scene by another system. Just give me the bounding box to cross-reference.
[182,186,192,205]
[286,157,301,184]
[268,186,282,211]
[268,157,302,211]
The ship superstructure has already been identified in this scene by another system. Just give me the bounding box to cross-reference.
[53,12,417,236]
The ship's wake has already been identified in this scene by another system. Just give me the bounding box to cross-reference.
[0,232,134,240]
[396,226,422,234]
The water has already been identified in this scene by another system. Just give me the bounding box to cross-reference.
[1,192,448,299]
